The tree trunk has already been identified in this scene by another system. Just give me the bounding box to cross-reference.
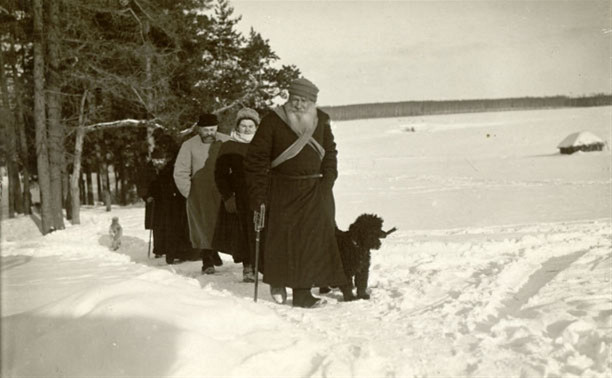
[11,33,31,215]
[114,165,120,201]
[96,168,102,202]
[70,125,86,224]
[33,0,53,234]
[9,167,24,214]
[69,91,88,225]
[79,172,85,204]
[46,0,65,230]
[17,110,31,215]
[86,169,94,205]
[95,145,111,211]
[103,164,111,211]
[63,172,71,220]
[143,20,156,158]
[119,163,128,205]
[0,44,23,217]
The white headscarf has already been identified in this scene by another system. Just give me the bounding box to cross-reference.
[230,129,255,143]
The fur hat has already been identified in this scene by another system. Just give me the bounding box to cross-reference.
[197,113,218,127]
[236,107,260,126]
[288,77,319,102]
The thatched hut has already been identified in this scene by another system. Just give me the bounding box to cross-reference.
[557,131,606,154]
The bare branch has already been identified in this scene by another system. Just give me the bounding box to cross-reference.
[84,118,162,132]
[132,0,154,22]
[178,86,263,136]
[213,85,261,114]
[126,7,146,43]
[131,86,150,113]
[78,90,88,127]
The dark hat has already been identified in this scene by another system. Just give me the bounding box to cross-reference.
[236,107,260,126]
[197,113,219,127]
[288,77,319,102]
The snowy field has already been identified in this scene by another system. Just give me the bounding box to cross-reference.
[1,106,611,377]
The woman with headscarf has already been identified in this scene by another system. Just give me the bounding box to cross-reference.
[213,108,261,282]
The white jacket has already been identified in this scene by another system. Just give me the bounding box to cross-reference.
[173,133,230,198]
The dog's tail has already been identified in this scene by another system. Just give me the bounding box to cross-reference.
[381,227,397,238]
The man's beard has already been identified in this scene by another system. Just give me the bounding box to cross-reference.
[286,103,317,133]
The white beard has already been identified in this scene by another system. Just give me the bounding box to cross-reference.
[286,104,317,134]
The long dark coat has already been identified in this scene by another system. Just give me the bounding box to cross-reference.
[136,163,157,230]
[244,109,347,288]
[212,141,258,266]
[185,141,223,249]
[147,159,193,260]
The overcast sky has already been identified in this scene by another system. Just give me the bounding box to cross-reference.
[231,0,611,106]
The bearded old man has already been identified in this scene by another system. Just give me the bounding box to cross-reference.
[244,78,347,308]
[174,113,227,274]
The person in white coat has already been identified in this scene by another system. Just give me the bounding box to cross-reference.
[174,113,227,274]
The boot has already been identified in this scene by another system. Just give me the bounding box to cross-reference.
[201,249,215,274]
[292,288,325,308]
[270,286,287,304]
[165,254,175,265]
[356,289,370,300]
[340,285,357,301]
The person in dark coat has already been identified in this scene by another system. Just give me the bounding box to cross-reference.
[136,154,162,257]
[244,77,347,308]
[146,147,196,264]
[213,108,261,282]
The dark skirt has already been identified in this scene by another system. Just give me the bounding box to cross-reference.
[213,201,261,269]
[212,204,242,261]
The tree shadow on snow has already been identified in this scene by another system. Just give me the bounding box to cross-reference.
[1,312,179,377]
[0,256,33,272]
[28,212,43,234]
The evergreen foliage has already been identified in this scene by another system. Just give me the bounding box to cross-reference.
[1,0,300,229]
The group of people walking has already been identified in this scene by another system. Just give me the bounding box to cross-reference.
[141,78,347,308]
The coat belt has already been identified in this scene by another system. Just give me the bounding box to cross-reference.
[271,172,323,180]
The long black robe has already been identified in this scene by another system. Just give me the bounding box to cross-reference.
[135,163,157,230]
[212,141,258,267]
[148,159,194,260]
[244,109,346,288]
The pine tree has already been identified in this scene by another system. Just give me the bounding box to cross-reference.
[32,0,54,233]
[4,0,300,230]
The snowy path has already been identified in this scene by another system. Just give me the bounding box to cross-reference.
[2,207,609,377]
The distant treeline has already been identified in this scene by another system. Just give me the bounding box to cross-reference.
[321,94,612,121]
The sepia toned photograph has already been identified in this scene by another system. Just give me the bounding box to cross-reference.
[1,0,610,377]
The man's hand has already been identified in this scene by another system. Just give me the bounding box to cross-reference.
[224,195,237,213]
[146,197,154,203]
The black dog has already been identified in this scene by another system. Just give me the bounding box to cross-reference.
[322,214,396,301]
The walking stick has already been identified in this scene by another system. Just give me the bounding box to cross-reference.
[147,228,152,259]
[253,203,266,302]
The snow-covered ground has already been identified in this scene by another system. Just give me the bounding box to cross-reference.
[1,106,611,377]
